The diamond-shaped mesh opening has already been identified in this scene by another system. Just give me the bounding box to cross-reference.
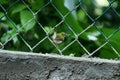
[36,3,62,27]
[93,43,120,59]
[18,25,46,47]
[98,7,120,28]
[33,38,56,53]
[0,0,120,59]
[101,27,120,55]
[62,41,87,57]
[81,0,109,19]
[3,35,30,52]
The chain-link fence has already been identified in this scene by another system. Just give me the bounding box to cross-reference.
[0,0,120,59]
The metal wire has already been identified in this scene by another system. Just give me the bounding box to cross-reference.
[0,0,120,59]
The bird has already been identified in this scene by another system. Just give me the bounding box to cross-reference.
[52,32,67,44]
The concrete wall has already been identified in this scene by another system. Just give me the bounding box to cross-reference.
[0,50,120,80]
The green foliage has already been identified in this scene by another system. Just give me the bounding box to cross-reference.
[52,0,88,40]
[11,4,26,14]
[0,0,8,4]
[26,0,44,10]
[20,10,36,31]
[0,0,120,59]
[98,28,120,59]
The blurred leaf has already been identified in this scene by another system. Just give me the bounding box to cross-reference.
[0,12,4,17]
[87,31,100,41]
[0,0,8,4]
[6,19,16,29]
[98,28,120,58]
[26,0,44,10]
[44,26,53,34]
[99,46,119,59]
[20,10,36,32]
[64,0,77,19]
[102,28,120,50]
[12,4,26,14]
[34,33,39,39]
[52,0,88,40]
[78,10,85,21]
[1,29,16,43]
[13,35,20,46]
[0,12,6,21]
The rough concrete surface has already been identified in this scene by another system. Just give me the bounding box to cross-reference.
[0,50,120,80]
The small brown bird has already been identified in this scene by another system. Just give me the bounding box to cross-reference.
[52,32,67,44]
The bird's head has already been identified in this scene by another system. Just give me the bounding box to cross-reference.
[52,32,68,44]
[60,32,66,37]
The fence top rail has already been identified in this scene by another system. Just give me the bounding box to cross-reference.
[0,50,120,63]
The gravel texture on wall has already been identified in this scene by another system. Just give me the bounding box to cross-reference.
[0,50,120,80]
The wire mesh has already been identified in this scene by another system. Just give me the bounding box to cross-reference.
[0,0,120,59]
